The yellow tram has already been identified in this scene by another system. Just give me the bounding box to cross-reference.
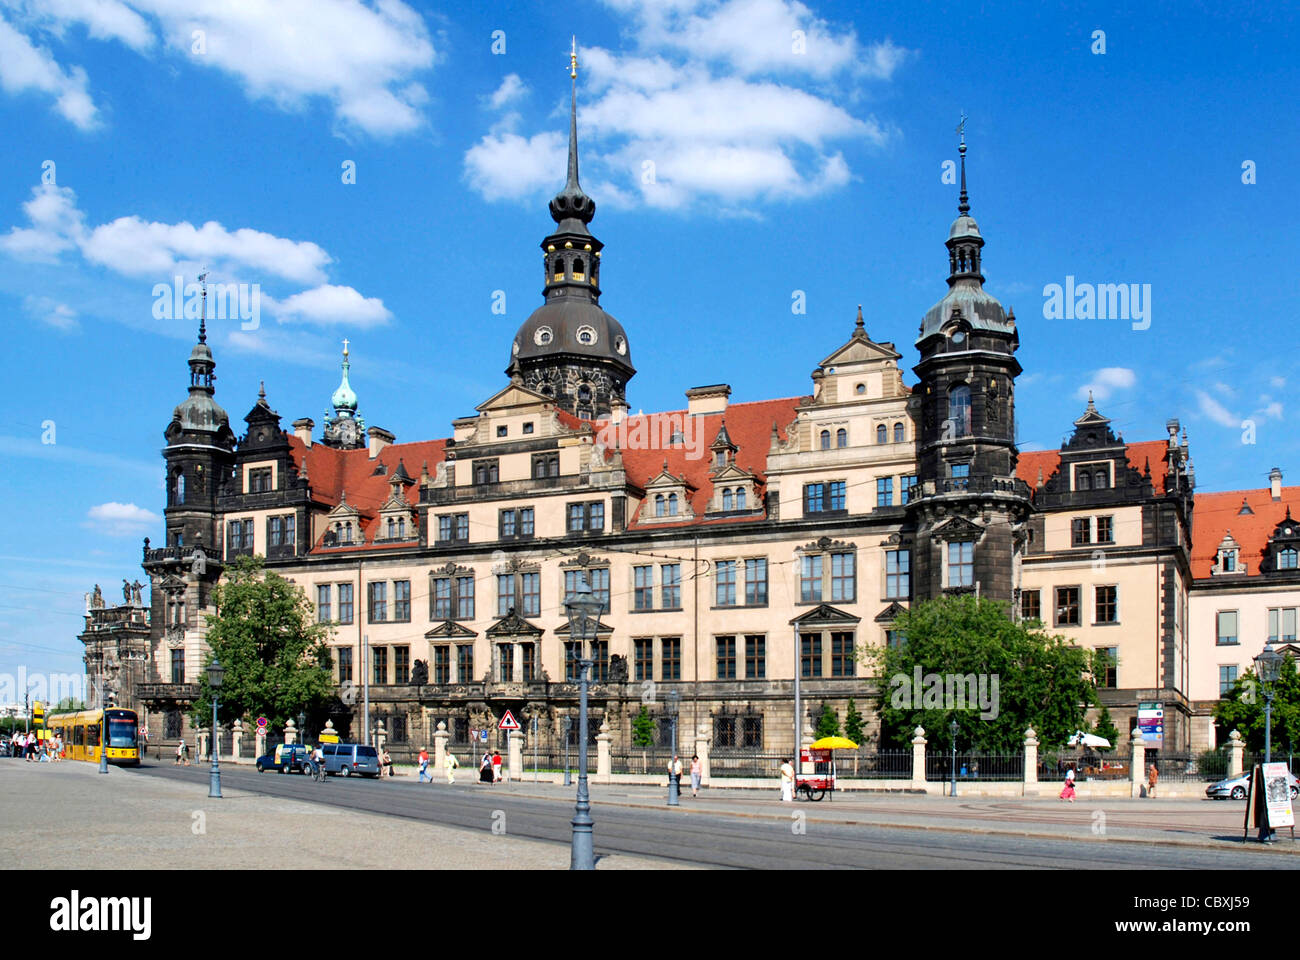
[47,707,141,765]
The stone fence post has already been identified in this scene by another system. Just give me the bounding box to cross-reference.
[255,727,266,760]
[508,729,523,783]
[197,728,209,762]
[231,719,243,762]
[376,720,387,755]
[694,722,710,786]
[596,721,612,780]
[284,719,297,746]
[322,719,338,743]
[1023,727,1039,794]
[911,726,927,791]
[1228,729,1244,778]
[433,720,449,777]
[1130,727,1146,799]
[800,714,815,775]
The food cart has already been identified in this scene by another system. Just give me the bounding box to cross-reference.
[796,736,859,800]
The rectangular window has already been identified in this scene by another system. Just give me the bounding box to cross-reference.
[830,481,846,511]
[800,633,823,678]
[563,641,581,682]
[1220,665,1239,696]
[591,640,609,683]
[1269,607,1298,643]
[1216,610,1239,646]
[394,646,410,684]
[372,646,388,686]
[661,564,681,608]
[1094,585,1118,624]
[715,717,736,748]
[1072,518,1091,546]
[831,632,854,677]
[1096,515,1114,543]
[338,647,353,684]
[742,717,763,748]
[532,452,560,479]
[900,475,918,504]
[456,576,475,619]
[497,574,515,617]
[566,501,605,533]
[433,646,450,684]
[803,480,847,514]
[521,572,541,617]
[831,552,856,603]
[249,467,272,493]
[499,507,535,540]
[662,637,681,681]
[268,515,282,547]
[519,507,534,536]
[591,568,610,614]
[393,580,411,621]
[521,643,536,682]
[316,584,332,623]
[474,459,499,485]
[745,558,768,605]
[885,549,910,600]
[1021,589,1041,622]
[498,643,513,682]
[368,582,388,622]
[1098,647,1117,688]
[170,648,185,684]
[634,638,654,681]
[745,634,766,679]
[801,554,823,602]
[432,578,452,620]
[885,629,906,650]
[1055,586,1081,626]
[633,566,654,610]
[876,477,893,507]
[439,513,469,543]
[457,645,473,684]
[715,560,737,606]
[337,583,353,624]
[500,509,516,539]
[716,636,737,679]
[946,541,974,588]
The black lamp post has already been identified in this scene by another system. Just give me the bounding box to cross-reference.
[667,690,680,806]
[564,573,602,870]
[98,685,113,775]
[949,718,959,798]
[563,716,572,787]
[207,658,224,799]
[1256,643,1284,767]
[298,710,307,765]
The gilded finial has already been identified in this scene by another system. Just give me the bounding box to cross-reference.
[342,337,350,359]
[570,36,578,80]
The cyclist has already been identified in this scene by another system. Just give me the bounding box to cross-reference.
[311,744,326,781]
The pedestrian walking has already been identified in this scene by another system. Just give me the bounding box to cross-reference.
[381,749,394,777]
[689,754,702,797]
[25,732,36,761]
[492,751,503,783]
[1147,762,1158,798]
[779,757,795,802]
[418,747,430,783]
[1059,765,1076,802]
[667,754,682,794]
[479,751,494,784]
[444,751,459,784]
[175,739,188,766]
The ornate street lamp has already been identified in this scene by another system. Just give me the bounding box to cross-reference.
[949,718,959,798]
[667,690,680,806]
[1255,643,1284,766]
[98,684,114,774]
[563,716,572,787]
[564,573,602,870]
[298,710,307,764]
[207,658,224,799]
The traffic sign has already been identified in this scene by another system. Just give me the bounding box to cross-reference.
[256,716,268,728]
[480,730,489,742]
[498,710,521,731]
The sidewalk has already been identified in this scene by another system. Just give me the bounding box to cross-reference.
[0,761,691,870]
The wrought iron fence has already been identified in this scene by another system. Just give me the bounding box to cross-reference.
[1243,753,1300,776]
[837,750,913,780]
[612,747,679,776]
[709,751,787,779]
[1038,749,1128,782]
[1148,753,1213,782]
[925,752,1023,781]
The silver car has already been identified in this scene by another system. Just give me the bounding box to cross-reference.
[321,742,381,778]
[1206,770,1300,800]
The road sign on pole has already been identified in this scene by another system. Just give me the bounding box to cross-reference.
[498,710,521,731]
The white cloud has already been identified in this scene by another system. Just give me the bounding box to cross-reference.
[0,183,86,260]
[1257,401,1283,420]
[0,13,98,129]
[1213,381,1233,397]
[465,130,566,201]
[1271,376,1286,389]
[11,0,155,51]
[22,294,78,330]
[267,284,392,327]
[1076,367,1135,402]
[84,501,160,536]
[487,73,527,110]
[1194,389,1239,428]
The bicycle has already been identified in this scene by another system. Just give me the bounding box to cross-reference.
[311,759,328,783]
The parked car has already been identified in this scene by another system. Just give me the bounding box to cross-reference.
[1206,769,1300,800]
[255,743,313,774]
[322,742,381,778]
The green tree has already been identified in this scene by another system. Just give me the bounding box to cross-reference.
[1092,704,1120,752]
[844,698,866,746]
[54,697,86,711]
[1214,657,1300,753]
[631,705,657,774]
[192,556,334,731]
[815,703,841,739]
[863,595,1101,752]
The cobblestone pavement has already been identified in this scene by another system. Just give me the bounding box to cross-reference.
[0,760,692,870]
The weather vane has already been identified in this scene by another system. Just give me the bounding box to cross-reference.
[956,111,968,145]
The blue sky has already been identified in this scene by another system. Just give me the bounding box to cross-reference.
[0,0,1294,683]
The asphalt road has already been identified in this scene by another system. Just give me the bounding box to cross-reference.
[134,763,1292,869]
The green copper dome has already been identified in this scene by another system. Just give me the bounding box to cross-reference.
[331,341,358,415]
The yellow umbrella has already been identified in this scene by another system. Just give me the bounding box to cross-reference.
[810,736,859,750]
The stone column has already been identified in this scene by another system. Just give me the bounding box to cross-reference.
[376,720,387,755]
[231,719,243,762]
[433,720,449,776]
[694,722,711,786]
[197,728,209,762]
[911,726,928,791]
[1023,727,1039,794]
[596,721,612,780]
[255,728,266,760]
[284,719,298,747]
[322,719,338,743]
[508,729,523,783]
[1130,726,1146,799]
[1228,729,1245,778]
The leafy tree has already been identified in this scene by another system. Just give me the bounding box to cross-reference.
[191,556,334,731]
[631,705,657,774]
[815,703,841,739]
[1214,656,1300,753]
[1092,705,1120,752]
[54,697,86,711]
[844,698,866,746]
[863,595,1101,752]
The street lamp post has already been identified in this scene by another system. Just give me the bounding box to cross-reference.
[667,690,680,806]
[949,718,958,798]
[98,685,113,774]
[564,716,572,787]
[298,711,307,766]
[564,574,602,871]
[208,659,224,799]
[1254,643,1284,842]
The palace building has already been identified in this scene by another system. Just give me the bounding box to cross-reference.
[114,72,1278,762]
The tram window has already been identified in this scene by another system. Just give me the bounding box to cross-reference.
[87,724,98,745]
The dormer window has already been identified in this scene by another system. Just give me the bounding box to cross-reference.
[1280,548,1298,570]
[1220,549,1237,572]
[716,450,727,467]
[576,325,597,346]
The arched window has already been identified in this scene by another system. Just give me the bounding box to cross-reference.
[344,521,353,543]
[655,494,665,517]
[578,384,592,403]
[175,472,185,505]
[573,257,584,277]
[948,384,971,437]
[820,430,831,450]
[1095,470,1108,489]
[836,428,847,448]
[397,517,406,538]
[1280,548,1298,570]
[736,488,747,509]
[1078,471,1092,491]
[387,518,394,539]
[668,493,679,516]
[894,422,905,443]
[723,488,733,511]
[877,424,887,444]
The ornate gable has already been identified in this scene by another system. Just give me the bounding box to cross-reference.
[424,621,478,639]
[930,516,985,542]
[486,611,544,638]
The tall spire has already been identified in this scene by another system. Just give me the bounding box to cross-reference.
[197,271,209,343]
[549,36,595,232]
[957,111,969,215]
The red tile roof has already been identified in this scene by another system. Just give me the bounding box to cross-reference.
[1016,439,1172,495]
[1191,486,1300,579]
